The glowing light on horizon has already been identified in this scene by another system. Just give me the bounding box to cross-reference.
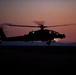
[53,38,61,42]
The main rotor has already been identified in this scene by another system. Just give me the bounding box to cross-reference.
[0,21,76,30]
[33,21,47,30]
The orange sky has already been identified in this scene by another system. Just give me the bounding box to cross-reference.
[0,0,76,43]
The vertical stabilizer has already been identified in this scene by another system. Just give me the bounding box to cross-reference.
[0,28,6,40]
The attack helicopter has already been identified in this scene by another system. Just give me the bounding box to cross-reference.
[0,21,76,45]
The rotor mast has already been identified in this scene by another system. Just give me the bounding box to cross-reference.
[39,25,44,30]
[33,21,45,30]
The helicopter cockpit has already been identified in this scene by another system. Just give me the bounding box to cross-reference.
[49,30,59,35]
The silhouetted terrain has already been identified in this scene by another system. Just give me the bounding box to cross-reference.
[0,41,76,46]
[0,46,76,75]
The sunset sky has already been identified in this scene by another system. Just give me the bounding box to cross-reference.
[0,0,76,43]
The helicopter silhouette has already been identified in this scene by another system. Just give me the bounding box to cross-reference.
[0,21,76,45]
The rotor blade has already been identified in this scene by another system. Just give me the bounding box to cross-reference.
[7,25,39,27]
[46,23,76,27]
[1,23,39,27]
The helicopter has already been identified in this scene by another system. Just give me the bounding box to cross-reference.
[0,21,76,45]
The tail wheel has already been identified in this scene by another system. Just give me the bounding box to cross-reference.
[0,40,2,44]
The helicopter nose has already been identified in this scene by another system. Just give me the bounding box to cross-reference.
[62,34,66,38]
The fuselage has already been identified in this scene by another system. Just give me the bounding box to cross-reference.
[23,29,66,42]
[0,29,66,42]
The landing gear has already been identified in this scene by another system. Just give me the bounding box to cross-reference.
[46,40,51,45]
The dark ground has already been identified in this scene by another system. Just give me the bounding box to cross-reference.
[0,46,76,75]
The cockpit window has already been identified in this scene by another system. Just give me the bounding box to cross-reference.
[49,31,52,34]
[49,30,59,35]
